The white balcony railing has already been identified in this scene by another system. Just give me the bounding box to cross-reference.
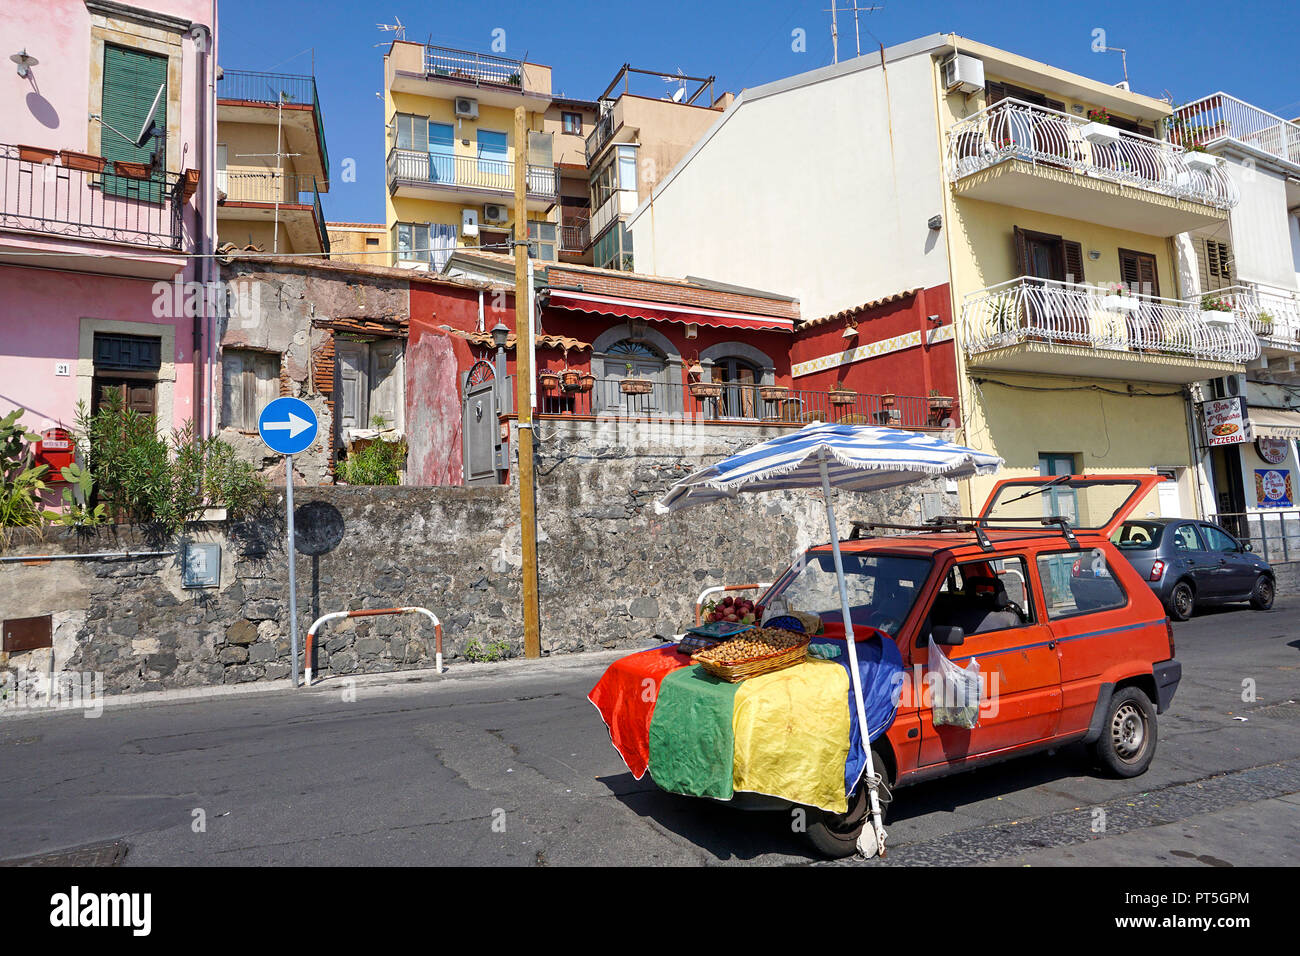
[948,97,1238,209]
[1172,93,1300,170]
[961,277,1259,365]
[1203,284,1300,348]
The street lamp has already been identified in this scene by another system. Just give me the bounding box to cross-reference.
[490,322,510,349]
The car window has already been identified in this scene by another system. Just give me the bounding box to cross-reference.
[925,556,1033,642]
[1036,548,1127,620]
[1200,525,1239,552]
[1113,521,1164,550]
[1172,524,1204,552]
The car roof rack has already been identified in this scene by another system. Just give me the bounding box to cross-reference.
[850,519,995,552]
[930,514,1081,549]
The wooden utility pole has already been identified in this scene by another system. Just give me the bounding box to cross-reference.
[513,106,541,659]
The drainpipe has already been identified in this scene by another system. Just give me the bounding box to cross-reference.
[187,19,214,441]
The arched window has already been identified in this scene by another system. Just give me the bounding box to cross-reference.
[712,356,761,419]
[598,338,668,414]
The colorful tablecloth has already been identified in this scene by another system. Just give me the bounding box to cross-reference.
[589,635,904,813]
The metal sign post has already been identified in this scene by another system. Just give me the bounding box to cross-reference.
[257,397,320,688]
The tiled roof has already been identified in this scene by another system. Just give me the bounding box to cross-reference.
[799,288,922,329]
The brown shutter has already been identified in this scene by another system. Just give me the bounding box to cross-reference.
[1119,249,1160,298]
[1013,226,1030,276]
[1063,241,1085,284]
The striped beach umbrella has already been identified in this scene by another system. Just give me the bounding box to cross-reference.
[653,421,1002,855]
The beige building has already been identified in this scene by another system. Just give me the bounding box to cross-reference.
[544,96,599,264]
[215,68,330,254]
[383,41,557,270]
[584,65,732,270]
[326,222,387,263]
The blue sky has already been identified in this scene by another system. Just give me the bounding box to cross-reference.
[216,0,1300,224]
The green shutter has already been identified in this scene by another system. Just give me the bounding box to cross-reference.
[101,44,168,201]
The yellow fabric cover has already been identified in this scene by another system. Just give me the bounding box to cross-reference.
[731,660,852,813]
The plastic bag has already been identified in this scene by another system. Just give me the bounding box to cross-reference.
[927,635,981,729]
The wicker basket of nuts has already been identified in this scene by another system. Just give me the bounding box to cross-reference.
[691,627,811,682]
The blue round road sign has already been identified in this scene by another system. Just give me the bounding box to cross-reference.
[257,397,319,456]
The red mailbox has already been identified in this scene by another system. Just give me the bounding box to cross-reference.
[35,427,74,479]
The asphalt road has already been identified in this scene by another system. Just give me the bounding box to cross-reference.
[1,598,1297,867]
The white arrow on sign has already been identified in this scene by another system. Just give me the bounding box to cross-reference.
[262,411,313,439]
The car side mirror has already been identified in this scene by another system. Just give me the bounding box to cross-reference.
[931,624,965,646]
[1242,542,1253,552]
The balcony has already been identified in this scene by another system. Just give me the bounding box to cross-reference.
[584,106,618,164]
[1201,285,1300,382]
[948,98,1237,235]
[1172,94,1300,172]
[959,277,1258,383]
[537,379,951,430]
[216,69,330,188]
[0,143,186,277]
[386,43,551,110]
[560,217,589,254]
[217,168,329,254]
[385,147,556,209]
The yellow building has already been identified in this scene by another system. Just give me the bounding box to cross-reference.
[383,41,558,270]
[215,68,330,255]
[326,222,387,263]
[628,34,1259,521]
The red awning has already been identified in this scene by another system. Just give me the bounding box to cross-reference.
[547,290,795,332]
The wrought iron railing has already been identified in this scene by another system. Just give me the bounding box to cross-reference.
[1210,510,1300,563]
[1202,284,1300,348]
[948,96,1238,209]
[424,45,524,87]
[312,177,329,254]
[0,143,185,250]
[560,217,589,252]
[960,277,1260,364]
[216,69,330,187]
[1172,93,1300,170]
[385,146,557,201]
[584,105,618,164]
[537,378,948,429]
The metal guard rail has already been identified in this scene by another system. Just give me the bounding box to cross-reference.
[304,606,443,686]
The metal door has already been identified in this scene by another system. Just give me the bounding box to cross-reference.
[462,361,499,486]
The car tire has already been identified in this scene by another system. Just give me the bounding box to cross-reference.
[1166,581,1195,622]
[805,748,887,859]
[1089,686,1158,778]
[1249,575,1275,611]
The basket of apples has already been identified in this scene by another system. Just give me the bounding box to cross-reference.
[703,594,759,627]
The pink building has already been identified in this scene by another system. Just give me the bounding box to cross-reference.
[0,0,217,451]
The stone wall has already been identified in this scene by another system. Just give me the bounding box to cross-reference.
[0,419,955,695]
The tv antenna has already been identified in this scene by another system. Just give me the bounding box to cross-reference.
[662,67,687,103]
[1098,43,1129,87]
[824,2,883,63]
[374,16,406,46]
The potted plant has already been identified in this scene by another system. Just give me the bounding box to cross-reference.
[1256,310,1276,338]
[59,149,106,173]
[539,370,560,391]
[1200,294,1235,326]
[559,368,582,390]
[17,144,56,164]
[181,167,201,202]
[576,371,596,393]
[1083,108,1121,146]
[758,383,789,401]
[989,292,1018,339]
[1183,148,1218,171]
[1101,281,1141,313]
[687,361,721,399]
[927,389,954,412]
[881,391,896,408]
[828,379,857,406]
[619,363,653,394]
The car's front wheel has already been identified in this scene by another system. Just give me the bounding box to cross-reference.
[1250,574,1275,610]
[1166,580,1195,621]
[1089,686,1158,778]
[805,748,888,859]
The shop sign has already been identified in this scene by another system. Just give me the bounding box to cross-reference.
[1256,437,1289,465]
[1202,397,1247,446]
[1255,468,1293,508]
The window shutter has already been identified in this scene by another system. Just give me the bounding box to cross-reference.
[1063,241,1085,284]
[368,340,404,431]
[101,44,167,200]
[222,351,244,428]
[1013,226,1030,276]
[337,341,368,429]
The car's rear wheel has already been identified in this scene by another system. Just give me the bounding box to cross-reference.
[1250,574,1275,610]
[805,748,887,859]
[1089,686,1158,778]
[1166,580,1194,621]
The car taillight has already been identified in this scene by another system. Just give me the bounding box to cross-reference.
[1149,560,1165,581]
[1166,619,1175,658]
[1071,559,1082,576]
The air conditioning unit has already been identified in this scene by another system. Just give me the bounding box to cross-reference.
[454,97,478,119]
[461,208,479,238]
[1212,373,1248,400]
[483,203,508,224]
[941,54,985,94]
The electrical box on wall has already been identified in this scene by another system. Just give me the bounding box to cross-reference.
[35,428,74,479]
[461,208,479,237]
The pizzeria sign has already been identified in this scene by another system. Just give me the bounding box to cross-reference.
[1201,397,1248,446]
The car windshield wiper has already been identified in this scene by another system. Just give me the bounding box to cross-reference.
[996,475,1070,507]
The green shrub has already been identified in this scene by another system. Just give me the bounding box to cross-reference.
[337,416,406,486]
[463,637,511,663]
[0,409,50,544]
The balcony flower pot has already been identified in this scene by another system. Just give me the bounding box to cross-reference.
[18,145,57,164]
[1083,122,1121,146]
[1200,310,1236,328]
[620,378,653,395]
[576,372,596,393]
[559,368,582,390]
[539,371,560,391]
[881,392,896,408]
[113,160,152,179]
[181,167,201,202]
[828,385,857,406]
[59,149,106,173]
[927,394,954,411]
[758,385,789,401]
[1101,294,1141,313]
[1184,151,1219,172]
[689,381,723,399]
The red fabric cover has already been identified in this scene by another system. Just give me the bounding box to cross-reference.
[588,646,693,779]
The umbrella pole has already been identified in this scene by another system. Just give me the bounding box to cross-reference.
[818,451,886,857]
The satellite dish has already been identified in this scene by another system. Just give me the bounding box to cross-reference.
[134,82,165,148]
[671,87,685,103]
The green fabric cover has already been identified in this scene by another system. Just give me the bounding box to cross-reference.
[647,666,740,800]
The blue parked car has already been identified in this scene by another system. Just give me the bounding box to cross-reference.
[1106,518,1275,621]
